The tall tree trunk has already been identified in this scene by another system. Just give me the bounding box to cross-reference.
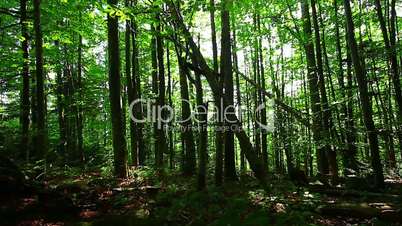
[167,43,174,169]
[333,0,358,173]
[155,13,166,168]
[257,15,268,171]
[20,0,30,161]
[124,2,137,166]
[310,0,336,178]
[55,41,66,159]
[77,34,84,163]
[131,6,145,165]
[221,0,237,181]
[343,0,384,188]
[232,15,244,174]
[107,0,127,178]
[33,0,47,159]
[301,0,327,178]
[210,0,223,185]
[175,47,196,176]
[151,22,159,166]
[195,67,207,190]
[374,0,402,155]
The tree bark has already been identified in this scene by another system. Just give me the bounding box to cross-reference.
[311,0,336,178]
[343,0,384,188]
[333,0,358,173]
[301,0,328,178]
[20,0,30,161]
[221,0,237,181]
[175,47,196,176]
[131,7,145,165]
[33,0,47,159]
[155,13,166,168]
[107,0,127,178]
[125,8,137,166]
[209,0,223,185]
[374,0,402,156]
[77,34,84,163]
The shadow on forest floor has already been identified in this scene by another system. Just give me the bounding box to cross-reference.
[1,165,402,226]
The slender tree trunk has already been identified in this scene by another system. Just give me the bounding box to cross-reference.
[77,34,84,162]
[221,0,236,181]
[311,0,336,178]
[55,41,66,159]
[301,0,327,178]
[195,69,207,190]
[20,0,30,161]
[131,7,145,165]
[344,0,384,188]
[155,14,166,168]
[125,14,137,166]
[333,0,358,173]
[232,15,244,174]
[107,0,127,178]
[175,47,196,176]
[209,0,223,185]
[210,0,219,73]
[374,0,402,155]
[257,15,268,171]
[33,0,47,159]
[167,43,174,169]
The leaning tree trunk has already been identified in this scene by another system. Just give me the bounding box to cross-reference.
[168,1,268,185]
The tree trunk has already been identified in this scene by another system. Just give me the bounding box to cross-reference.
[333,0,358,173]
[33,0,47,159]
[175,47,196,176]
[77,34,84,163]
[195,68,207,190]
[131,7,145,165]
[221,0,237,181]
[343,0,384,188]
[374,0,402,156]
[124,2,138,166]
[20,0,30,161]
[210,0,223,185]
[167,43,174,169]
[311,0,336,178]
[107,0,127,178]
[168,2,268,185]
[155,13,166,168]
[257,15,268,171]
[55,41,66,159]
[301,0,327,178]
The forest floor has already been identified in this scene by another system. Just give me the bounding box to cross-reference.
[2,166,402,226]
